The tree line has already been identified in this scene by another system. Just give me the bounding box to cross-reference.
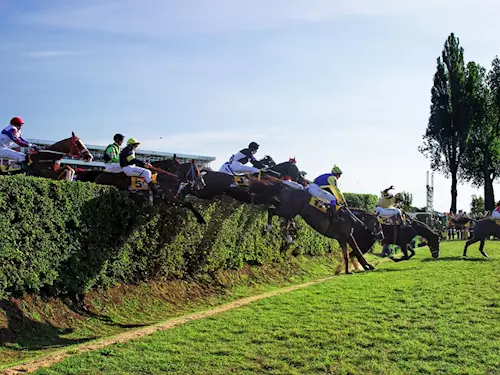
[420,33,500,213]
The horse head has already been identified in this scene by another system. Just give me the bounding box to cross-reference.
[177,159,205,190]
[45,132,93,162]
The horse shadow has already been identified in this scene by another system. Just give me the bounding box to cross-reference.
[421,256,490,262]
[0,300,90,350]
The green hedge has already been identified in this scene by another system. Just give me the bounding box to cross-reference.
[0,176,337,300]
[344,193,378,211]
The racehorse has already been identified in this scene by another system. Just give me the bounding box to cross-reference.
[255,155,307,185]
[380,219,440,261]
[152,156,281,206]
[260,183,382,274]
[0,132,93,180]
[463,219,500,257]
[94,160,206,224]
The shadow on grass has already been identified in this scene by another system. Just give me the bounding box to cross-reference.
[0,300,93,350]
[421,256,490,262]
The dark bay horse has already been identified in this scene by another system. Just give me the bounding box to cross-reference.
[255,156,307,185]
[260,183,382,274]
[23,132,93,180]
[463,219,500,257]
[381,220,440,261]
[94,160,206,224]
[153,156,281,206]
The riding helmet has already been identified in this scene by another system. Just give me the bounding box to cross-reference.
[249,142,259,151]
[10,117,24,126]
[331,165,343,174]
[127,138,140,146]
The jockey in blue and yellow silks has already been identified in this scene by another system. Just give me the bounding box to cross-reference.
[307,165,346,212]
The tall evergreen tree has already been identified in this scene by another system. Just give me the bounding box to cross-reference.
[462,60,500,210]
[420,33,476,213]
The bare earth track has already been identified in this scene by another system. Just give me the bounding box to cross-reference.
[2,276,336,374]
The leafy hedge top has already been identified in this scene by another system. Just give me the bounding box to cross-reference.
[0,176,360,299]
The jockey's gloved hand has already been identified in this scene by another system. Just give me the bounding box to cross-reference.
[30,144,40,151]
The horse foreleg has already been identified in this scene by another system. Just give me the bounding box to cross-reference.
[463,238,480,257]
[407,244,416,259]
[265,206,275,232]
[479,239,488,258]
[340,241,351,274]
[165,193,206,224]
[347,232,375,271]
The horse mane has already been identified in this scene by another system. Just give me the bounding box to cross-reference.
[412,218,438,236]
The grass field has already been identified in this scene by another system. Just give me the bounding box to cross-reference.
[33,240,500,375]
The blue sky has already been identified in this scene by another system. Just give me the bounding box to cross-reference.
[1,0,499,212]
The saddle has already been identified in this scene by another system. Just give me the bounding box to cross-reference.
[377,214,407,226]
[129,173,158,191]
[0,161,21,173]
[231,175,250,187]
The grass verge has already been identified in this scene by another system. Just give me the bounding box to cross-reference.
[31,240,500,375]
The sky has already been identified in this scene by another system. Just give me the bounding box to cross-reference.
[1,0,499,212]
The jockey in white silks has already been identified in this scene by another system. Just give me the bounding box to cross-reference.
[492,202,500,220]
[375,186,405,222]
[0,117,39,169]
[219,142,261,175]
[307,165,346,214]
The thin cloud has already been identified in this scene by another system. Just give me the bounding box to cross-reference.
[20,0,493,36]
[23,51,79,58]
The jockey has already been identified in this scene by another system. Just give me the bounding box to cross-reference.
[219,142,261,175]
[0,117,39,169]
[307,165,346,214]
[375,186,405,223]
[119,138,157,193]
[492,202,500,220]
[104,133,124,173]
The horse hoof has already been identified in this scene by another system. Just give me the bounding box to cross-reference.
[264,224,272,232]
[285,235,293,244]
[482,253,489,258]
[346,271,353,275]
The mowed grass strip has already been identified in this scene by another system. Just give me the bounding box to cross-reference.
[36,241,500,375]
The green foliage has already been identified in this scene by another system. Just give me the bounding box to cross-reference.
[470,195,485,216]
[344,193,378,211]
[399,191,413,211]
[0,176,336,300]
[419,33,478,213]
[462,57,500,210]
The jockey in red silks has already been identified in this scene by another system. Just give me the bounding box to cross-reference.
[0,117,39,170]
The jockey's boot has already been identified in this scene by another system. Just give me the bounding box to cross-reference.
[19,160,29,172]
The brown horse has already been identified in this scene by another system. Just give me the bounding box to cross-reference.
[94,160,206,224]
[3,132,94,180]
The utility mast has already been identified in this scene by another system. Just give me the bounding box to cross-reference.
[426,171,434,212]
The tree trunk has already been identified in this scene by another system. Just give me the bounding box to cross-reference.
[450,170,458,213]
[484,171,495,211]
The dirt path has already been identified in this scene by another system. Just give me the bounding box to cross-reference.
[2,275,336,374]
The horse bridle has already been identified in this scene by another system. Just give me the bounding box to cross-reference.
[70,136,90,158]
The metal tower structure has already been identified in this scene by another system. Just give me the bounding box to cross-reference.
[426,171,434,212]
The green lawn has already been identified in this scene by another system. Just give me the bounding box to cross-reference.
[35,240,500,375]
